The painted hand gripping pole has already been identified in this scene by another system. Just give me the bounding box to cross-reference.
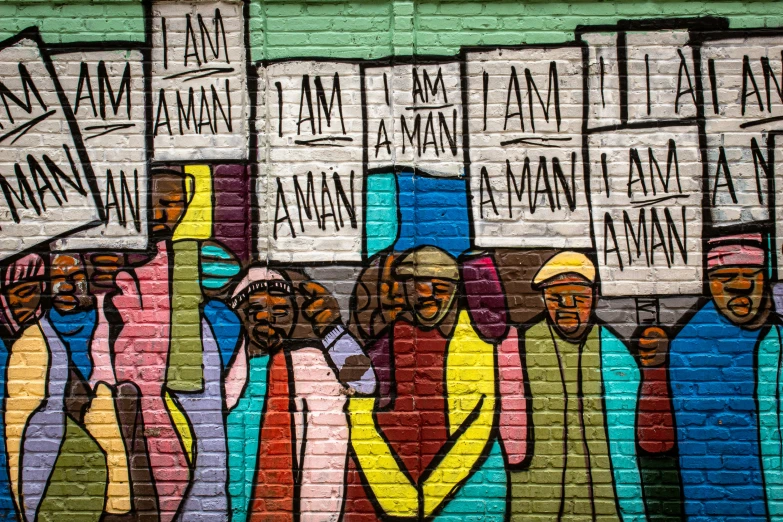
[0,2,782,520]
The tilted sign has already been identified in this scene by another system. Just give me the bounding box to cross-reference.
[0,31,103,260]
[50,48,148,251]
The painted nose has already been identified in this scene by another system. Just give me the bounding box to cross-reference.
[727,278,754,293]
[254,308,270,322]
[57,281,74,294]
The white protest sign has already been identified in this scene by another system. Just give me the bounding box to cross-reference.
[255,64,268,258]
[701,35,783,226]
[50,48,148,251]
[260,61,363,263]
[0,33,103,260]
[589,128,702,296]
[364,61,463,178]
[774,134,783,275]
[465,46,592,249]
[626,30,698,122]
[151,0,248,161]
[581,31,622,129]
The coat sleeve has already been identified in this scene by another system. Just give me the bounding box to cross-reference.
[347,396,419,518]
[498,326,529,466]
[291,348,350,521]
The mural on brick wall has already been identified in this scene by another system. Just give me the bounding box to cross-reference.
[2,3,783,521]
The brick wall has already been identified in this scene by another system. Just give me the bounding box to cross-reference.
[0,1,780,521]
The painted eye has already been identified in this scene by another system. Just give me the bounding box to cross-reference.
[15,286,33,298]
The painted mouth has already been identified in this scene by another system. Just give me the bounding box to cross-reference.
[554,312,580,332]
[13,309,33,325]
[53,296,79,311]
[555,311,579,322]
[727,296,753,317]
[415,302,440,320]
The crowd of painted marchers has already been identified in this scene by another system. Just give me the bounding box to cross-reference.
[0,167,776,522]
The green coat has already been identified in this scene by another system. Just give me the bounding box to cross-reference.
[510,320,620,521]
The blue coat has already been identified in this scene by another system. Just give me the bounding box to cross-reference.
[669,301,783,521]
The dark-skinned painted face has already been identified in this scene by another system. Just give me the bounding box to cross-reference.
[4,280,43,327]
[151,173,187,239]
[708,266,766,327]
[402,277,457,328]
[51,254,94,314]
[543,283,594,341]
[237,288,295,356]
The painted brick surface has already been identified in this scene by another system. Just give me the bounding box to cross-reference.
[0,2,781,521]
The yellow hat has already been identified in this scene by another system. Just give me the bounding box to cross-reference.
[532,251,595,288]
[396,246,459,281]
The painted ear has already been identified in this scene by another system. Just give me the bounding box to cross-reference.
[460,253,509,343]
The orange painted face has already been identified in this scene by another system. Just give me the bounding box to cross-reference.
[543,282,594,341]
[51,254,94,314]
[402,277,457,328]
[237,288,295,355]
[708,266,766,326]
[151,173,187,239]
[4,280,42,327]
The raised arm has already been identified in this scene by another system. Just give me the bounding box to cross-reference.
[460,252,528,466]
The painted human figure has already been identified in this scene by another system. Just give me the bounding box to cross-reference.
[0,254,46,522]
[86,251,161,522]
[346,246,506,521]
[110,169,191,522]
[510,252,620,521]
[147,164,235,521]
[225,265,372,522]
[670,234,782,520]
[0,254,108,521]
[47,253,129,518]
[48,253,97,449]
[1,253,74,522]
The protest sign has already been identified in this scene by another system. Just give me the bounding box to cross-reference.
[150,0,249,161]
[259,60,363,262]
[0,31,103,260]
